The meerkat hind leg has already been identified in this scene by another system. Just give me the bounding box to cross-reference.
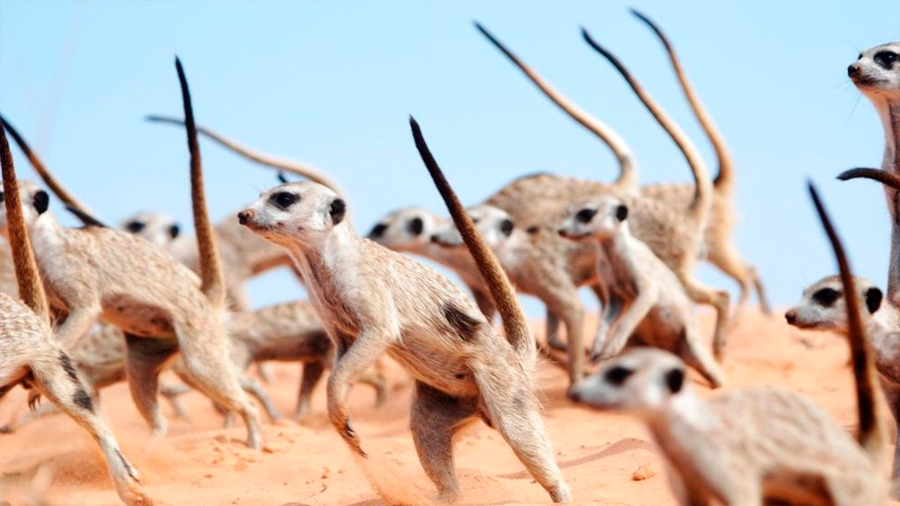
[708,242,770,322]
[410,381,479,502]
[125,333,178,437]
[295,361,325,419]
[880,380,900,498]
[675,269,730,359]
[677,328,725,388]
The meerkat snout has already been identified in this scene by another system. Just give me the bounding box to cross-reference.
[848,63,861,78]
[237,209,254,225]
[785,309,798,325]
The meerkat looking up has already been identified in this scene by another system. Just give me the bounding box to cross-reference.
[0,60,263,449]
[236,117,572,503]
[568,183,887,505]
[0,123,153,506]
[557,194,725,388]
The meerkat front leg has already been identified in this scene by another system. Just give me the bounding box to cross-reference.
[410,381,479,502]
[595,291,657,362]
[326,331,392,456]
[295,361,325,420]
[678,329,726,388]
[239,377,282,422]
[590,292,623,363]
[54,303,102,349]
[124,334,178,437]
[675,269,731,359]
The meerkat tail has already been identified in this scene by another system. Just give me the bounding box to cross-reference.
[145,114,345,197]
[0,115,104,226]
[473,22,638,192]
[838,167,900,190]
[410,116,534,359]
[808,182,885,464]
[630,9,735,194]
[63,205,107,228]
[582,29,712,221]
[174,58,227,307]
[0,123,50,322]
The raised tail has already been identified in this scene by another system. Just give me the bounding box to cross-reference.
[582,28,712,224]
[474,22,638,193]
[838,167,900,190]
[174,58,226,307]
[145,114,345,198]
[410,116,534,361]
[631,9,735,195]
[0,122,50,322]
[0,115,105,227]
[808,182,885,465]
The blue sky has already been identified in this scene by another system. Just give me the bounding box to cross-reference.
[1,0,899,314]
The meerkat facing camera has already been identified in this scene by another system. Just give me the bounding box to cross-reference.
[569,183,887,505]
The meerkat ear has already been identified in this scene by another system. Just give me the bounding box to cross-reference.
[616,204,629,222]
[865,287,883,314]
[664,368,684,394]
[33,190,50,215]
[169,223,181,239]
[407,217,424,236]
[329,198,346,225]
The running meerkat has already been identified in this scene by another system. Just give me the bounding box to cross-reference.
[0,123,153,506]
[0,60,263,448]
[569,183,888,505]
[847,41,900,301]
[475,23,732,358]
[557,193,726,388]
[237,117,572,503]
[786,274,900,496]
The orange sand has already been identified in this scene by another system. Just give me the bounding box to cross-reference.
[0,311,895,505]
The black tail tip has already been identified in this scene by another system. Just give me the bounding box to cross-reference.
[409,115,419,130]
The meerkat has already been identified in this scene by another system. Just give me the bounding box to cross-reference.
[847,42,900,300]
[0,60,263,449]
[568,183,887,505]
[0,123,152,506]
[557,194,725,388]
[236,117,572,503]
[786,274,900,496]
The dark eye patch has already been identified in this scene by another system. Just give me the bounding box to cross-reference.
[368,223,388,239]
[874,51,897,69]
[575,208,597,224]
[604,366,633,386]
[270,191,299,209]
[500,218,514,237]
[407,217,424,236]
[0,191,4,203]
[168,223,180,239]
[125,221,146,233]
[812,287,840,307]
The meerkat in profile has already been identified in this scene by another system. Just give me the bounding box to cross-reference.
[0,60,263,449]
[476,23,733,358]
[557,194,725,388]
[569,183,888,505]
[0,123,153,506]
[237,118,572,503]
[847,42,900,300]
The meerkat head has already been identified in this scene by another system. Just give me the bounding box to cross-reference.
[558,195,629,241]
[238,181,347,248]
[568,348,689,413]
[431,205,516,249]
[0,180,51,236]
[366,207,447,251]
[848,42,900,98]
[120,211,181,248]
[785,275,883,332]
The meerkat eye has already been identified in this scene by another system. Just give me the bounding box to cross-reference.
[168,223,180,239]
[874,51,898,69]
[500,218,514,237]
[0,191,4,203]
[604,366,633,386]
[125,221,146,233]
[812,287,840,307]
[270,191,299,209]
[575,208,597,224]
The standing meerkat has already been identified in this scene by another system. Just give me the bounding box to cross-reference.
[847,42,900,300]
[0,60,263,448]
[557,193,725,388]
[0,123,152,506]
[475,23,732,357]
[237,118,572,503]
[569,183,888,505]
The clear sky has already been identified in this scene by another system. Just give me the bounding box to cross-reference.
[1,0,899,314]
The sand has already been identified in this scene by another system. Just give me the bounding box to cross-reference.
[0,310,895,505]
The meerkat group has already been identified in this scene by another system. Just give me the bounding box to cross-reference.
[0,11,896,506]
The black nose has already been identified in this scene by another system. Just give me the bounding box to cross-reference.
[430,234,441,243]
[784,310,797,325]
[566,387,581,403]
[238,210,252,225]
[848,64,860,78]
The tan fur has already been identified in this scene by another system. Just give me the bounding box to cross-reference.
[558,195,725,388]
[0,123,152,505]
[0,62,263,449]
